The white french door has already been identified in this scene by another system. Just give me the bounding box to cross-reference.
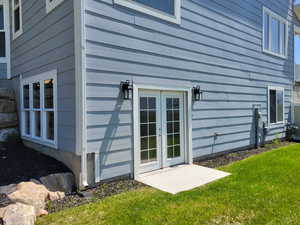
[138,90,185,174]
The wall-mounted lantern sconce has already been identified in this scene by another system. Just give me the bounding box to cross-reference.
[120,80,132,100]
[193,85,203,101]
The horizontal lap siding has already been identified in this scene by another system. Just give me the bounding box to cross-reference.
[11,0,76,153]
[85,0,294,180]
[0,63,7,79]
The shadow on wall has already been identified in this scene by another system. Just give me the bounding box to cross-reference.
[98,88,133,181]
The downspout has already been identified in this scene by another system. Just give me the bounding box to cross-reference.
[74,0,88,187]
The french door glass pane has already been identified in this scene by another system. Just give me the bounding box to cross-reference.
[0,6,3,29]
[33,82,40,108]
[44,79,54,109]
[34,111,41,137]
[140,97,157,164]
[24,111,30,135]
[166,98,180,159]
[276,90,284,122]
[270,90,276,124]
[46,111,54,140]
[23,85,29,108]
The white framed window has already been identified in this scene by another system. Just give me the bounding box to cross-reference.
[21,70,58,148]
[46,0,64,14]
[268,86,284,126]
[263,7,288,58]
[0,0,11,78]
[114,0,181,24]
[12,0,22,40]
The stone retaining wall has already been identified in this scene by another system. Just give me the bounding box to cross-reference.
[0,88,19,143]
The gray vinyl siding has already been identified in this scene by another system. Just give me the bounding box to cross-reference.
[0,63,7,79]
[84,0,294,180]
[11,0,76,153]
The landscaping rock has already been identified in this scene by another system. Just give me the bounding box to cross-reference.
[0,184,16,195]
[40,172,75,194]
[2,202,35,225]
[8,182,64,214]
[0,207,7,218]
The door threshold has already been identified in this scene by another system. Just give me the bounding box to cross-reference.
[137,164,189,178]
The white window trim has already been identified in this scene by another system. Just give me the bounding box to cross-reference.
[20,70,58,149]
[267,86,285,128]
[46,0,64,14]
[114,0,181,24]
[262,7,288,59]
[12,0,22,40]
[0,0,11,78]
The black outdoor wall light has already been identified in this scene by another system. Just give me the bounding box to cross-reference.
[120,80,133,100]
[193,85,203,101]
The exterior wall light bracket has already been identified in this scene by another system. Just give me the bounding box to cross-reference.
[120,80,133,100]
[193,85,203,101]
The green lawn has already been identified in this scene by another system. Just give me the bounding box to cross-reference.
[38,144,300,225]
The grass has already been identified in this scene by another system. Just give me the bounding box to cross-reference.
[37,144,300,225]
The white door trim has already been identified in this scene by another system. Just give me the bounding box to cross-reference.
[133,83,193,179]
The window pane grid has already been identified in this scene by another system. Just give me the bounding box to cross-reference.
[166,98,180,159]
[21,76,56,145]
[140,97,157,164]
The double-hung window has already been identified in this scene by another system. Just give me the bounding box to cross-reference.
[114,0,181,24]
[268,87,284,126]
[263,7,288,58]
[12,0,22,39]
[21,70,57,148]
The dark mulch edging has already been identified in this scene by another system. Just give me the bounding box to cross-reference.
[194,141,295,168]
[46,179,145,213]
[47,141,296,214]
[0,141,70,186]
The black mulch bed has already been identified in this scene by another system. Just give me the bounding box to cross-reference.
[0,141,70,186]
[194,141,294,168]
[46,179,145,213]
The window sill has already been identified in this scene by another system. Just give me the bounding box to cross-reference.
[22,135,57,149]
[114,0,181,24]
[46,0,64,14]
[12,30,23,40]
[262,49,287,59]
[268,122,285,129]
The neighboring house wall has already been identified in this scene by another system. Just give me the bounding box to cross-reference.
[84,0,294,180]
[10,0,79,178]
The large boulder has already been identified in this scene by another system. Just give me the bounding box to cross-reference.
[2,203,35,225]
[8,182,65,214]
[40,172,75,194]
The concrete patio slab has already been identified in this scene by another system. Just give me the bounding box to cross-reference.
[136,164,230,194]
